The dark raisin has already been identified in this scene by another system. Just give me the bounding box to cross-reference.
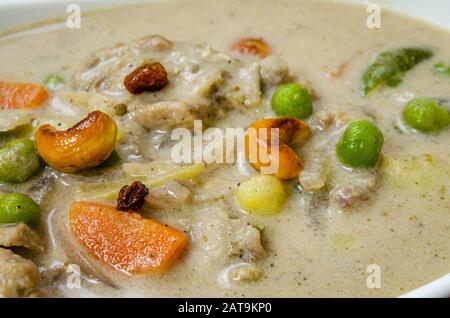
[116,181,149,211]
[124,62,169,94]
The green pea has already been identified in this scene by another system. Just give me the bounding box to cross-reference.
[402,97,450,132]
[271,83,313,119]
[0,193,41,226]
[336,120,384,168]
[44,73,64,90]
[434,63,450,77]
[0,139,42,184]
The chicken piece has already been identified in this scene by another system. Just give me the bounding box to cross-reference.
[228,263,263,282]
[231,225,266,261]
[187,207,265,264]
[72,35,172,93]
[0,224,43,252]
[133,100,197,130]
[299,156,331,191]
[145,180,192,209]
[72,35,291,130]
[24,168,56,205]
[300,110,380,210]
[311,110,353,132]
[259,56,290,85]
[330,170,378,209]
[0,248,40,298]
[217,263,263,288]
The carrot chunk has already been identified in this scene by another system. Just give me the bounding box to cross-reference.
[70,202,188,275]
[0,81,49,109]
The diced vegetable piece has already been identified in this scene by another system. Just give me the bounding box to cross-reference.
[381,154,450,188]
[58,91,128,117]
[76,163,205,202]
[145,181,192,210]
[336,120,384,168]
[434,62,450,77]
[402,97,450,132]
[0,110,32,148]
[75,178,144,202]
[0,193,41,226]
[0,81,49,109]
[69,202,188,275]
[57,91,91,109]
[0,110,30,132]
[123,162,205,188]
[362,47,433,95]
[236,175,287,215]
[44,74,64,90]
[271,83,313,119]
[0,139,42,184]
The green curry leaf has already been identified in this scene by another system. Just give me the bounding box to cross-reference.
[362,47,433,95]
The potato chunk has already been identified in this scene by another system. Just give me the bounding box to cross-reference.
[236,175,287,215]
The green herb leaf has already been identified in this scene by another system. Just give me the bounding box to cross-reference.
[44,74,64,90]
[434,62,450,77]
[362,47,433,95]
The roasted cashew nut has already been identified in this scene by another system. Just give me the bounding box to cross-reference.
[231,38,272,58]
[245,118,310,180]
[35,111,117,173]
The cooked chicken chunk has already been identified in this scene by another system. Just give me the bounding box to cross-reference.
[228,263,263,282]
[133,100,197,130]
[330,170,379,209]
[187,207,265,263]
[0,224,43,252]
[231,225,266,261]
[311,110,353,132]
[0,248,40,298]
[217,263,263,288]
[299,156,331,191]
[259,56,290,85]
[145,180,192,209]
[72,35,290,130]
[300,110,380,210]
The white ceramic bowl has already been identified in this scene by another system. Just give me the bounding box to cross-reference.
[0,0,449,298]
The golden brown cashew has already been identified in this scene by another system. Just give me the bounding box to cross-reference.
[245,118,310,180]
[35,111,117,173]
[231,38,272,58]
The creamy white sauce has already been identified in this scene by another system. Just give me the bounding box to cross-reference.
[0,0,449,297]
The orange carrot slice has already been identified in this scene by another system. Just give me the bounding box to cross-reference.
[70,202,188,275]
[0,81,49,109]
